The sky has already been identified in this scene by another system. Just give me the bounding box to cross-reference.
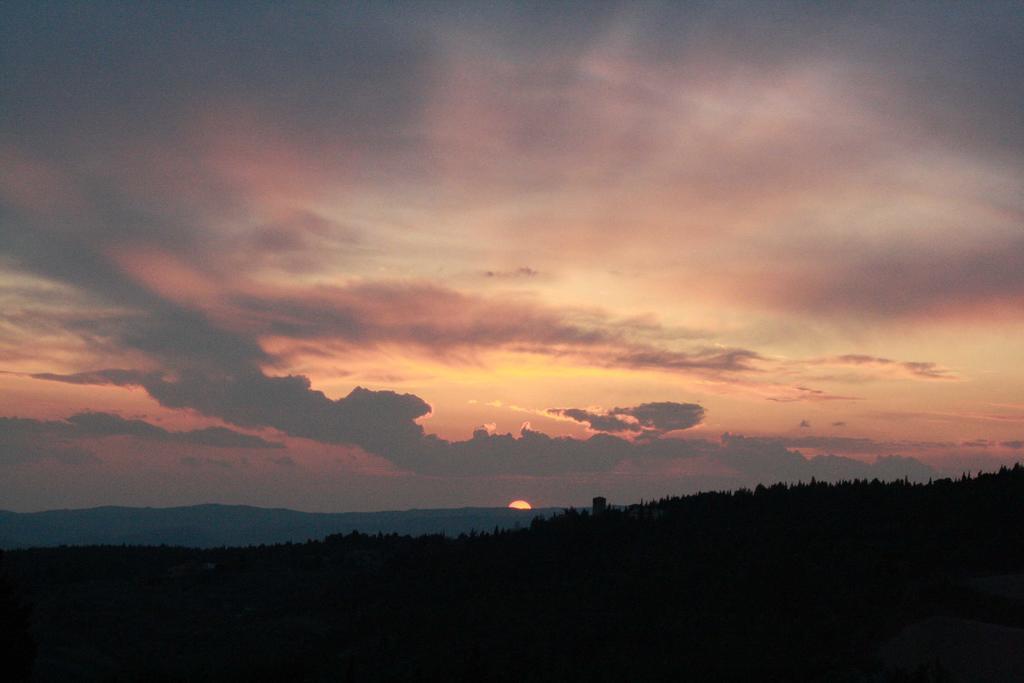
[1,1,1023,512]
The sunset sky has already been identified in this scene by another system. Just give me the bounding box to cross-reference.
[2,1,1022,511]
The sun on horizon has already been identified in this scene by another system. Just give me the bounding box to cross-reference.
[508,500,532,510]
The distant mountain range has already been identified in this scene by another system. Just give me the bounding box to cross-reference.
[0,504,559,549]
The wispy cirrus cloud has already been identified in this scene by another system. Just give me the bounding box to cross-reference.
[19,272,771,385]
[827,355,957,381]
[484,267,539,279]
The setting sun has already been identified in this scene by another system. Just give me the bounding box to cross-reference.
[508,500,533,510]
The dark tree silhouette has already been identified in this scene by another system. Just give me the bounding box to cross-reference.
[0,550,34,682]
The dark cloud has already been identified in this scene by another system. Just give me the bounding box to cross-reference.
[799,420,811,429]
[181,456,234,469]
[612,402,705,432]
[714,433,816,482]
[1002,441,1024,450]
[118,308,271,373]
[810,454,935,484]
[180,426,280,450]
[18,369,936,481]
[411,426,631,476]
[549,408,640,433]
[2,2,434,169]
[5,2,1021,165]
[66,412,169,440]
[0,417,100,466]
[832,421,847,427]
[384,425,938,482]
[66,412,283,449]
[0,412,282,466]
[142,373,430,456]
[24,364,948,481]
[35,369,430,456]
[550,401,705,435]
[0,402,939,486]
[719,434,936,484]
[864,455,937,483]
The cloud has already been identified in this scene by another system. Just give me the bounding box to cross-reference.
[0,417,96,465]
[2,1,1021,350]
[238,211,361,274]
[720,434,958,456]
[799,420,811,429]
[735,235,1024,322]
[181,456,234,469]
[718,434,936,484]
[1002,441,1024,450]
[864,455,937,482]
[808,454,935,484]
[34,368,433,455]
[227,282,618,352]
[612,402,705,432]
[383,424,938,481]
[0,417,101,465]
[30,369,148,386]
[484,267,538,278]
[0,400,939,486]
[0,412,282,467]
[12,274,763,387]
[411,426,631,476]
[765,388,858,403]
[212,281,762,379]
[549,401,705,435]
[23,363,951,481]
[1,2,1018,492]
[764,386,862,403]
[21,270,794,439]
[830,355,957,381]
[139,372,431,456]
[548,408,640,433]
[606,348,761,374]
[65,412,284,449]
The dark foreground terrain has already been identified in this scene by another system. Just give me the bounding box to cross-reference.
[4,467,1024,682]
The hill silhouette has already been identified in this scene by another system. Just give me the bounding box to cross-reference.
[0,505,557,549]
[5,466,1024,681]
